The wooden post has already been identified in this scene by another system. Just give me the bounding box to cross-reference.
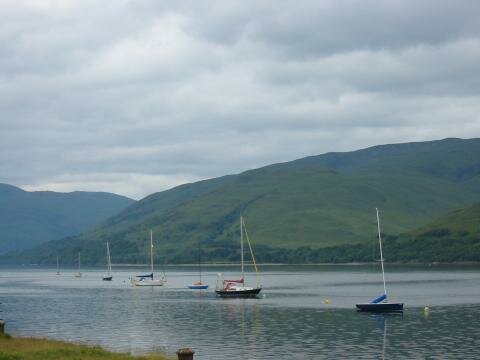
[176,348,194,360]
[0,320,5,334]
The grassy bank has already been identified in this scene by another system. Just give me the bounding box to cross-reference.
[0,333,172,360]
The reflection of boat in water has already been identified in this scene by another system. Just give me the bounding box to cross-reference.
[372,314,388,360]
[131,230,166,286]
[356,208,403,312]
[216,216,261,298]
[102,241,113,281]
[381,316,387,360]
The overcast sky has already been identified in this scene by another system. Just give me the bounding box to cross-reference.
[1,0,480,199]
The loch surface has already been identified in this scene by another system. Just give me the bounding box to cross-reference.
[1,265,480,359]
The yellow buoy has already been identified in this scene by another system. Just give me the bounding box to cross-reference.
[323,298,331,304]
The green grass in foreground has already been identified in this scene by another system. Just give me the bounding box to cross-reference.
[0,333,172,360]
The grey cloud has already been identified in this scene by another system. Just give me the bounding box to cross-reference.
[249,0,480,58]
[170,1,480,56]
[1,1,480,199]
[258,39,480,97]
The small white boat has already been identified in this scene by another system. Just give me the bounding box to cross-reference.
[131,230,166,286]
[102,241,113,281]
[74,252,82,278]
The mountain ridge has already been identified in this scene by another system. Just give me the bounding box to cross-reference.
[4,137,480,264]
[0,184,135,254]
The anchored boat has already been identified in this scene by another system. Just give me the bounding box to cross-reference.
[74,252,82,278]
[188,243,208,290]
[356,208,403,312]
[215,216,261,298]
[56,255,60,275]
[102,241,113,281]
[131,230,166,286]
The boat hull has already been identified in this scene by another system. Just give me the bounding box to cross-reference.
[356,303,404,312]
[188,284,209,290]
[215,287,262,298]
[132,279,165,286]
[102,276,113,281]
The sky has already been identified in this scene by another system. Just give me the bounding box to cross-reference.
[1,0,480,199]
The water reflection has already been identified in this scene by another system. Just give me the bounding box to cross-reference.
[1,267,480,359]
[370,314,398,360]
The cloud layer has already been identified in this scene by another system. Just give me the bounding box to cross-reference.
[1,0,480,199]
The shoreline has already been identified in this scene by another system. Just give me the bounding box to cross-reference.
[0,332,172,360]
[4,261,480,268]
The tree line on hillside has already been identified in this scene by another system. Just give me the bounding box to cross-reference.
[172,229,480,264]
[189,229,480,264]
[3,227,479,266]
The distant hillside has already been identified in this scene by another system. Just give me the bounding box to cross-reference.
[0,184,134,254]
[6,137,480,265]
[297,201,480,263]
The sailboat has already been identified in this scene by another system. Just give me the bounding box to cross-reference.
[74,252,82,278]
[188,243,208,290]
[215,216,261,297]
[102,241,113,281]
[56,255,61,275]
[356,208,403,312]
[131,230,166,286]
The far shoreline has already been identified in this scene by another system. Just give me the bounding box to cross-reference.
[2,261,480,268]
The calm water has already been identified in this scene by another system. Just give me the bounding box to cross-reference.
[1,265,480,359]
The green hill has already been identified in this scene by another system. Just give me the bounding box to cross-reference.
[386,201,480,262]
[5,137,480,265]
[303,201,480,263]
[0,184,134,254]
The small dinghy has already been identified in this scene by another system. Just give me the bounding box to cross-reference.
[74,252,82,278]
[188,242,208,290]
[188,282,209,290]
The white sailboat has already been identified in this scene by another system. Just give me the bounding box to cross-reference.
[102,241,113,281]
[74,252,82,278]
[215,216,261,297]
[56,255,60,275]
[131,230,166,286]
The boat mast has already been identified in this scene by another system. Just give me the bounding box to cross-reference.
[376,208,387,296]
[240,216,244,282]
[56,256,59,272]
[198,242,202,283]
[106,241,111,275]
[243,218,260,288]
[150,230,154,276]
